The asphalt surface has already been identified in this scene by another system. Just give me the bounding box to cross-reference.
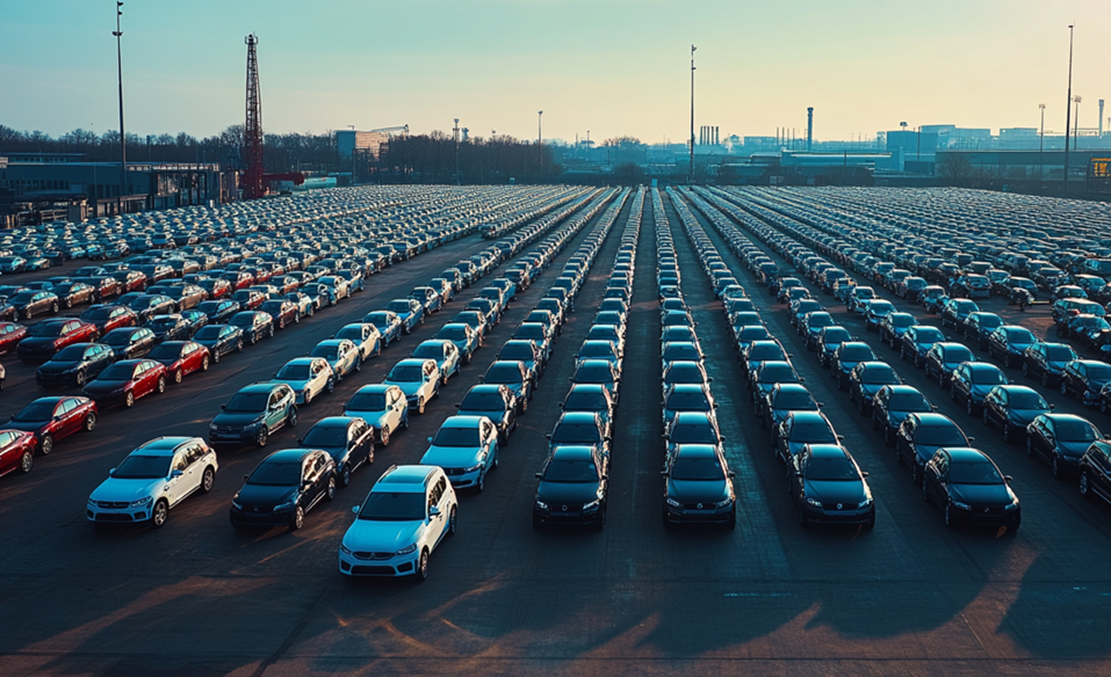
[2,188,1111,677]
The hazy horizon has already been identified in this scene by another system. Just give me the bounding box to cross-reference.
[2,0,1110,144]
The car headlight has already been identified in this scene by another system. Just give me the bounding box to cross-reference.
[209,423,219,431]
[129,496,153,508]
[340,544,353,555]
[805,497,823,507]
[952,501,971,511]
[274,501,295,511]
[464,462,484,473]
[87,497,97,506]
[714,497,733,508]
[859,496,874,507]
[583,499,602,510]
[395,543,417,556]
[231,501,243,510]
[1004,499,1020,510]
[535,500,548,510]
[665,497,681,507]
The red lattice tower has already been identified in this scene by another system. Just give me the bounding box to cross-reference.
[242,33,265,199]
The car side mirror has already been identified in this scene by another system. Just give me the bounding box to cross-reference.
[108,467,116,476]
[1004,475,1013,483]
[429,505,441,517]
[967,436,975,443]
[221,404,226,410]
[861,471,870,478]
[659,470,668,476]
[1049,404,1055,409]
[837,435,846,442]
[351,505,360,514]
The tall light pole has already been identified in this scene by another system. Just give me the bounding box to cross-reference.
[1073,95,1082,150]
[1064,24,1074,191]
[453,118,460,185]
[112,1,126,216]
[1039,103,1046,152]
[348,124,356,186]
[537,110,543,176]
[689,44,696,184]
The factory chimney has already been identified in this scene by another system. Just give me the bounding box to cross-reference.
[806,107,814,152]
[1100,99,1105,137]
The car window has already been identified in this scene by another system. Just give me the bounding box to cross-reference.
[172,453,188,472]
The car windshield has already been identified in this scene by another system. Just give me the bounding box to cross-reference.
[438,326,467,339]
[302,426,348,447]
[950,460,1004,485]
[806,457,859,481]
[666,390,711,410]
[487,365,522,383]
[918,424,966,445]
[311,345,339,359]
[148,317,180,330]
[944,348,973,362]
[412,344,442,359]
[432,426,481,447]
[671,456,725,481]
[461,391,505,410]
[112,454,172,479]
[670,423,718,444]
[386,301,411,313]
[917,328,944,342]
[1010,392,1049,409]
[889,391,929,410]
[194,326,222,340]
[516,326,545,340]
[749,345,784,360]
[347,392,386,411]
[1007,328,1036,343]
[578,365,614,382]
[98,363,136,380]
[387,365,422,382]
[277,364,312,380]
[972,368,1006,384]
[53,345,89,360]
[552,423,602,444]
[544,459,599,482]
[26,323,64,338]
[224,392,268,412]
[775,391,816,410]
[83,308,111,320]
[1046,346,1076,361]
[841,346,875,361]
[1088,364,1111,381]
[862,367,898,384]
[823,329,851,343]
[13,400,57,422]
[103,331,137,346]
[367,313,392,326]
[248,461,300,486]
[1057,420,1100,441]
[148,344,183,360]
[336,327,363,341]
[358,491,426,521]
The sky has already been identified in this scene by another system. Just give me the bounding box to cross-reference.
[2,0,1110,145]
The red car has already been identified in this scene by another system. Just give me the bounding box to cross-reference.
[232,289,266,311]
[0,322,28,353]
[0,429,38,478]
[81,304,139,334]
[148,340,211,384]
[221,271,254,290]
[6,396,98,454]
[199,278,233,299]
[82,358,168,408]
[16,319,100,362]
[112,270,148,293]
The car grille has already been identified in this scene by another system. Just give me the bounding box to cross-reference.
[96,501,130,509]
[822,502,859,510]
[351,565,395,575]
[443,468,466,476]
[974,505,1005,515]
[352,551,393,560]
[682,502,714,510]
[215,426,238,433]
[94,513,134,521]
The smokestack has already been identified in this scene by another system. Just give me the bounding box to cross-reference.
[1101,99,1105,136]
[807,107,814,152]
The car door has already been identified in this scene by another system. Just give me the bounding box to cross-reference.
[165,449,191,506]
[264,390,284,429]
[428,475,448,543]
[57,398,83,438]
[350,419,372,464]
[389,388,405,428]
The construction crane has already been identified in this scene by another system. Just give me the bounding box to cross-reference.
[241,34,303,200]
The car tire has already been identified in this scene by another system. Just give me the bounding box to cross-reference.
[379,425,390,447]
[173,369,183,385]
[417,397,426,415]
[152,499,169,528]
[1080,470,1092,498]
[1026,436,1034,456]
[340,464,351,487]
[354,358,362,373]
[1060,381,1068,397]
[18,449,33,474]
[200,466,215,493]
[212,350,221,364]
[156,376,167,394]
[75,369,87,387]
[256,426,269,447]
[288,408,298,427]
[476,469,485,492]
[24,308,32,320]
[289,506,304,531]
[40,434,54,455]
[965,398,974,416]
[268,326,275,339]
[944,501,954,529]
[51,302,59,314]
[124,391,135,408]
[303,390,312,406]
[415,548,429,582]
[326,476,336,500]
[447,505,457,536]
[236,340,244,353]
[1052,454,1063,480]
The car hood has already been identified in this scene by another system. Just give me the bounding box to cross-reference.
[457,408,506,423]
[342,518,423,553]
[90,477,164,503]
[38,361,82,374]
[419,445,483,468]
[18,337,58,351]
[345,410,389,428]
[949,482,1012,507]
[84,378,131,393]
[1058,440,1093,460]
[235,482,298,507]
[273,378,312,390]
[212,411,264,427]
[386,380,422,396]
[667,478,729,503]
[804,479,867,504]
[536,480,601,505]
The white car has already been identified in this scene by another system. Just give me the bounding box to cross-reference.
[87,436,217,528]
[384,358,440,414]
[419,415,499,491]
[411,339,461,385]
[335,322,382,361]
[344,384,409,446]
[339,464,457,580]
[272,357,335,405]
[311,338,361,380]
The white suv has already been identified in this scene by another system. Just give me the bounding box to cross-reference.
[339,465,457,580]
[87,437,218,528]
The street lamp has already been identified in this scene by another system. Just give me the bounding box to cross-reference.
[689,44,696,184]
[1064,24,1074,191]
[1073,95,1083,150]
[112,1,126,216]
[348,124,356,186]
[453,118,460,185]
[1039,103,1046,153]
[537,110,543,174]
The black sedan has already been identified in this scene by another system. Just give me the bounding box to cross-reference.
[229,448,336,531]
[788,443,875,530]
[900,324,946,368]
[895,412,971,485]
[145,314,194,342]
[1078,440,1111,507]
[871,384,934,446]
[988,325,1038,368]
[52,281,97,309]
[11,290,60,320]
[196,299,241,324]
[35,342,114,387]
[661,443,736,529]
[1060,359,1111,406]
[297,416,374,488]
[847,361,902,414]
[229,311,274,345]
[102,327,157,360]
[923,342,975,388]
[948,361,1009,415]
[192,324,245,363]
[532,444,609,529]
[124,294,177,323]
[831,342,877,390]
[922,447,1020,532]
[1023,341,1078,387]
[981,385,1052,444]
[1026,413,1103,479]
[456,384,518,445]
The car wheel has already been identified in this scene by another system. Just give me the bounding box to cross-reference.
[340,464,351,487]
[415,548,429,582]
[289,506,304,530]
[173,369,183,385]
[403,412,410,429]
[236,340,244,353]
[18,449,33,474]
[476,469,485,492]
[911,462,921,486]
[1080,470,1092,498]
[303,389,312,406]
[51,302,59,314]
[354,358,362,373]
[520,396,528,414]
[201,355,210,371]
[75,369,87,387]
[1052,454,1063,479]
[200,466,215,493]
[379,425,390,446]
[124,391,135,408]
[84,412,97,432]
[40,434,54,455]
[944,501,954,528]
[417,397,426,415]
[156,376,167,393]
[288,408,298,427]
[447,505,457,536]
[256,426,269,447]
[1060,381,1069,396]
[1102,399,1109,414]
[884,427,894,447]
[294,312,301,324]
[152,499,169,528]
[965,398,974,416]
[212,349,222,364]
[24,308,32,320]
[326,476,336,500]
[939,371,947,388]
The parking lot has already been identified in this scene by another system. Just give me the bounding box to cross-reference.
[2,185,1111,677]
